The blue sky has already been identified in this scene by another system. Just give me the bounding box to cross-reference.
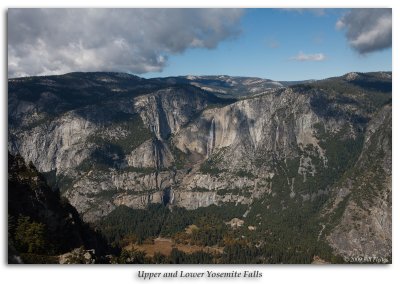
[144,9,392,81]
[8,8,392,80]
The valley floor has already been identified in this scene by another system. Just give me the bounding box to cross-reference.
[125,237,223,258]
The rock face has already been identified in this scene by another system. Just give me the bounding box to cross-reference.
[174,88,323,170]
[135,87,210,140]
[326,105,392,262]
[9,111,96,173]
[8,71,392,261]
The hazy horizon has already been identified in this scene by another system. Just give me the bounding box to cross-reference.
[8,70,392,83]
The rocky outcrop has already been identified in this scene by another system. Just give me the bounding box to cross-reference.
[9,111,96,173]
[127,139,174,169]
[65,169,175,221]
[59,247,96,264]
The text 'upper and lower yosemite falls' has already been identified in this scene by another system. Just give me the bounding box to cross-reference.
[138,270,262,280]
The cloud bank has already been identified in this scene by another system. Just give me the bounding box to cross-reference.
[291,52,326,62]
[336,8,392,54]
[8,9,243,78]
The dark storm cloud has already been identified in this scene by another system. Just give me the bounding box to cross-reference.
[336,9,392,54]
[8,9,243,77]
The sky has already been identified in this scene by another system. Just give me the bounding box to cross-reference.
[8,8,392,81]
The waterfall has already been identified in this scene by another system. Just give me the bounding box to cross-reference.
[207,118,216,157]
[170,188,175,205]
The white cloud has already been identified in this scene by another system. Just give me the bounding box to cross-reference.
[335,19,345,30]
[336,8,392,54]
[291,52,326,62]
[8,9,244,78]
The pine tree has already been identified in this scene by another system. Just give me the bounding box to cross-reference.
[14,216,47,254]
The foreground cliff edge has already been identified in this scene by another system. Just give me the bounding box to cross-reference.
[8,71,392,263]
